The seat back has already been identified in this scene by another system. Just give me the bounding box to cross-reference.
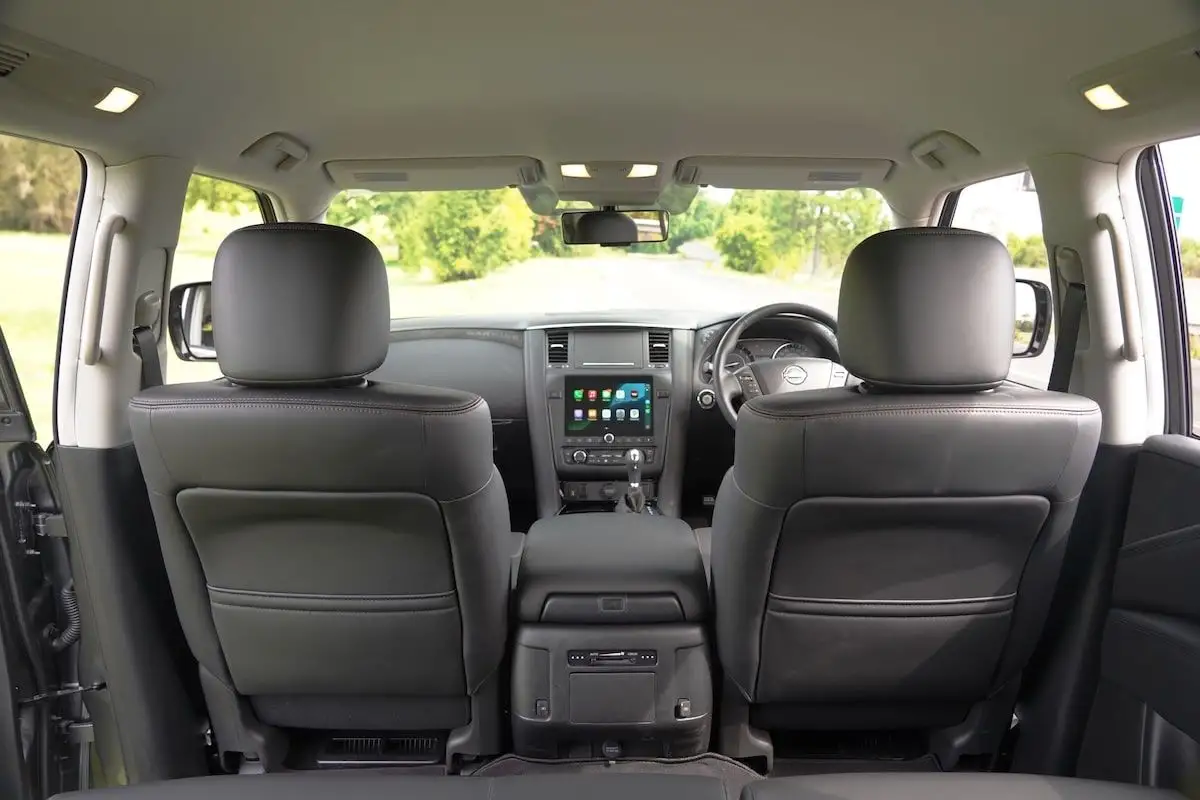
[129,224,510,760]
[712,229,1101,738]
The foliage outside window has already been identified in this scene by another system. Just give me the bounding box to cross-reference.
[0,135,81,443]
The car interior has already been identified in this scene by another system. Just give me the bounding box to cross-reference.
[1,1,1200,799]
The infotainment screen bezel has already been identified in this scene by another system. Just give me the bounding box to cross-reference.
[563,376,654,437]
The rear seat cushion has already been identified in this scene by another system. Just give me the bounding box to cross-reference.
[743,774,1184,800]
[54,772,729,800]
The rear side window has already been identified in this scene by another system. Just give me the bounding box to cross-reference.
[950,172,1055,388]
[167,175,263,383]
[1157,134,1200,434]
[0,133,83,443]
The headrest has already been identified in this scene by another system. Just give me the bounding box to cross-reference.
[212,223,389,387]
[573,210,638,245]
[837,228,1015,392]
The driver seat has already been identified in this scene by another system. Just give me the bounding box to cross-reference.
[710,228,1101,762]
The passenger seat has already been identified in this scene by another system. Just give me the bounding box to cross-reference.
[129,223,511,766]
[744,773,1183,800]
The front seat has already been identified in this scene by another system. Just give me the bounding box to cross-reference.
[129,223,511,766]
[711,228,1102,764]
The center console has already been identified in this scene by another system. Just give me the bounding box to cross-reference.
[526,327,689,516]
[511,513,712,758]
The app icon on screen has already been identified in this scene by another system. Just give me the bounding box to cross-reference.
[573,409,583,421]
[631,409,640,420]
[573,389,584,401]
[602,409,611,420]
[587,409,597,420]
[616,409,626,421]
[587,390,597,401]
[615,389,625,400]
[602,389,612,400]
[631,390,639,399]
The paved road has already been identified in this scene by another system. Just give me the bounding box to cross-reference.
[387,255,842,319]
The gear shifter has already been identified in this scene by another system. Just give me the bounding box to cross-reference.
[617,448,648,514]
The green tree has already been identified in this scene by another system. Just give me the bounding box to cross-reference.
[182,175,257,213]
[1005,232,1049,268]
[714,214,772,273]
[420,189,532,281]
[1178,237,1200,278]
[0,137,80,233]
[328,191,425,266]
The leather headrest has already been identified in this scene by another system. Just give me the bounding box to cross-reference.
[837,228,1015,392]
[212,223,389,386]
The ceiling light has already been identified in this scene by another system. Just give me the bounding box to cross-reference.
[94,87,140,113]
[1084,84,1128,111]
[627,164,658,178]
[560,164,591,179]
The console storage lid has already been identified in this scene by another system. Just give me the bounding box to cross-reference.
[517,513,707,623]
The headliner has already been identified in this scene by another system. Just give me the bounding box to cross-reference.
[2,0,1199,216]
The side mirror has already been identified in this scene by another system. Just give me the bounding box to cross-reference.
[1013,277,1052,358]
[168,282,217,361]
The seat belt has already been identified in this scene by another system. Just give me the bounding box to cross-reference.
[1048,282,1085,393]
[131,326,163,389]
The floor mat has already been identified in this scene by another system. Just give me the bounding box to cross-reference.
[468,753,762,792]
[770,754,940,777]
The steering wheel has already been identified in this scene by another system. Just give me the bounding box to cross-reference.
[712,303,842,426]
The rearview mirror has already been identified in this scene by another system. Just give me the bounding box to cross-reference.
[168,282,217,361]
[560,209,669,246]
[1013,277,1052,358]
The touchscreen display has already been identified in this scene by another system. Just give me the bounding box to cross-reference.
[565,378,653,435]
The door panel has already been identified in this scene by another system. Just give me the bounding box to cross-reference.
[1077,434,1200,787]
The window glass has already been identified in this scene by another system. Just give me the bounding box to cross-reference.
[1158,134,1200,433]
[952,172,1055,388]
[329,187,893,320]
[167,175,262,383]
[0,134,82,443]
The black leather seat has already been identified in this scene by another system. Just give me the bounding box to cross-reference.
[53,773,730,800]
[129,223,511,765]
[710,229,1102,758]
[743,774,1181,800]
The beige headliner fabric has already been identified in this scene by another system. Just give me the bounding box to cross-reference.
[2,0,1199,214]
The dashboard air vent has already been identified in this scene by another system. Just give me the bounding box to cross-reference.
[648,330,671,364]
[547,330,569,365]
[0,44,29,78]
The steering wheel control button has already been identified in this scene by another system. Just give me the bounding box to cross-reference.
[697,389,716,409]
[830,366,849,386]
[603,432,615,444]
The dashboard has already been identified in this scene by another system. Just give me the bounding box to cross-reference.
[372,309,840,528]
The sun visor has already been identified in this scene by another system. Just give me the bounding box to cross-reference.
[674,157,894,190]
[324,157,546,191]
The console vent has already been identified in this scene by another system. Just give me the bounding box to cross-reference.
[547,330,569,364]
[648,329,671,364]
[0,44,29,78]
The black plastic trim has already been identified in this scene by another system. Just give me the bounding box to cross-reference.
[51,151,88,445]
[1137,146,1191,435]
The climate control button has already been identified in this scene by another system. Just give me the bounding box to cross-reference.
[572,449,589,464]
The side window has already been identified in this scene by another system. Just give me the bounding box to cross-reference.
[0,134,83,443]
[1158,134,1200,434]
[167,175,263,383]
[951,172,1055,388]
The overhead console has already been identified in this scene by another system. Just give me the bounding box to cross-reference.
[525,326,690,518]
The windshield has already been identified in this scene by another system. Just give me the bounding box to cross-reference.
[328,188,893,318]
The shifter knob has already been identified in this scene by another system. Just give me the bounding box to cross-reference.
[626,448,643,489]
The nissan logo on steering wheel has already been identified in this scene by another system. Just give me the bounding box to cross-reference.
[782,365,808,386]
